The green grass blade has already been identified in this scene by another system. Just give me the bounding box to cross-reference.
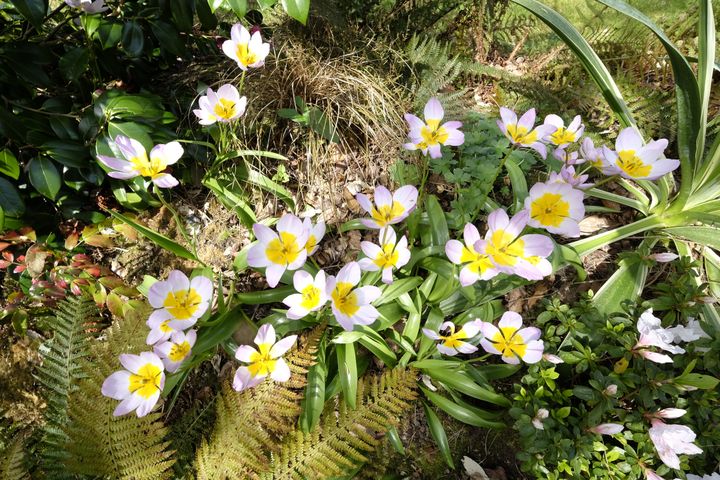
[107,210,199,262]
[510,0,635,128]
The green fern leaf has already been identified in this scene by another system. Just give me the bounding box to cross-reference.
[194,326,323,479]
[0,436,30,480]
[63,307,175,479]
[35,295,100,479]
[266,367,418,479]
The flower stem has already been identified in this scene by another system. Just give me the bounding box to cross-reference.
[154,186,200,261]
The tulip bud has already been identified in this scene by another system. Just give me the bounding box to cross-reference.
[648,253,679,263]
[588,423,624,435]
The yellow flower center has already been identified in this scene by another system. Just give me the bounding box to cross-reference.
[439,326,469,349]
[300,284,322,310]
[159,320,173,333]
[235,42,259,67]
[168,341,191,362]
[617,150,652,178]
[331,282,360,317]
[459,246,493,274]
[213,98,237,120]
[530,192,570,228]
[485,230,525,267]
[506,124,537,144]
[266,232,302,265]
[370,202,405,227]
[549,127,577,145]
[373,243,400,269]
[305,235,317,255]
[492,327,527,359]
[130,153,167,179]
[248,343,276,377]
[163,288,203,320]
[128,363,162,399]
[420,119,449,147]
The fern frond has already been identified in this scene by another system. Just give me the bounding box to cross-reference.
[194,326,323,479]
[35,295,100,478]
[267,367,418,480]
[63,307,175,479]
[0,436,29,480]
[170,398,216,479]
[406,34,468,115]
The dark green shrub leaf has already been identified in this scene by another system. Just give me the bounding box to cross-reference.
[121,21,145,57]
[0,177,25,217]
[9,0,47,28]
[59,47,90,81]
[28,157,61,200]
[0,149,20,179]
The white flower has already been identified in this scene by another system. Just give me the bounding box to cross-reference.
[193,84,247,125]
[532,408,549,430]
[147,270,213,332]
[303,217,326,256]
[667,318,710,343]
[497,107,553,158]
[634,309,685,363]
[580,137,617,175]
[356,185,418,229]
[649,418,702,470]
[525,181,585,237]
[479,312,544,364]
[603,127,680,180]
[282,270,328,319]
[403,97,464,158]
[327,262,381,331]
[66,0,107,13]
[221,23,270,70]
[444,223,498,287]
[588,423,624,435]
[422,320,482,356]
[233,324,297,391]
[687,473,720,480]
[101,352,165,417]
[247,214,309,288]
[153,330,197,373]
[358,226,411,284]
[543,114,585,147]
[478,209,554,281]
[97,136,183,188]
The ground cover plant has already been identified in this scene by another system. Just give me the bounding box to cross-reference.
[0,0,719,479]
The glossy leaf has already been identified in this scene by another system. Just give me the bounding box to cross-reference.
[300,331,327,432]
[593,258,648,316]
[0,178,25,217]
[107,210,200,262]
[121,21,145,57]
[59,47,90,81]
[336,343,357,409]
[0,149,20,180]
[421,387,505,429]
[374,277,422,307]
[10,0,47,28]
[423,401,454,469]
[227,0,247,17]
[28,157,61,200]
[426,195,449,247]
[281,0,310,24]
[425,368,510,407]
